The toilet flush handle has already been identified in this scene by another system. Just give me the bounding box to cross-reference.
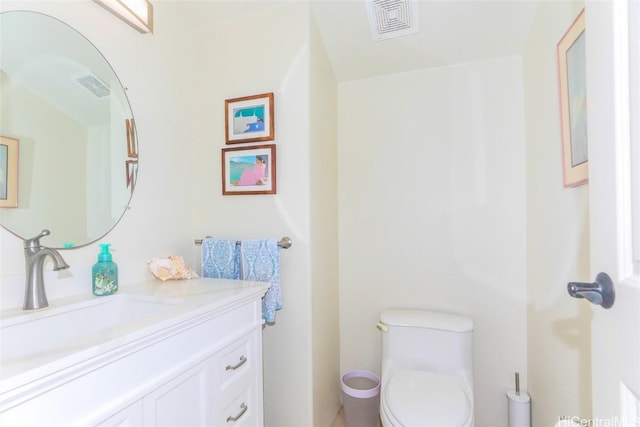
[376,321,388,332]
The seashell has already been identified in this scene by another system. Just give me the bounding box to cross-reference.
[147,256,199,281]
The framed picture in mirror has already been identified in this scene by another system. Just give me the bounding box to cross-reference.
[126,160,138,193]
[126,118,138,158]
[0,136,19,208]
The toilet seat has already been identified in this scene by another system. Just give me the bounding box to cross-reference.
[382,370,472,427]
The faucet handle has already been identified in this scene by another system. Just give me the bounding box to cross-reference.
[24,229,51,248]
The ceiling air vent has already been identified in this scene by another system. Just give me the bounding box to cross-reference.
[75,73,110,98]
[366,0,420,42]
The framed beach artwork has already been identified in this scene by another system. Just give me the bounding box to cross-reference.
[0,136,19,208]
[557,8,588,187]
[225,92,274,144]
[221,144,276,195]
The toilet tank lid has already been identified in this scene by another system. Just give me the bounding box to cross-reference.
[380,309,473,332]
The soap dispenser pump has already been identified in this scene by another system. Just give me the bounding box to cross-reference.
[92,243,118,296]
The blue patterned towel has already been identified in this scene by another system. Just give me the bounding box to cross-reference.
[240,239,281,323]
[201,238,240,279]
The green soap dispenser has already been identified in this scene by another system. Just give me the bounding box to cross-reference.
[92,243,118,296]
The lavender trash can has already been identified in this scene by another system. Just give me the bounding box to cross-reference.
[340,370,381,427]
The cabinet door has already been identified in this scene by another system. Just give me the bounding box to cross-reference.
[96,401,144,427]
[144,359,213,426]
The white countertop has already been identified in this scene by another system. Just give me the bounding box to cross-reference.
[0,278,270,398]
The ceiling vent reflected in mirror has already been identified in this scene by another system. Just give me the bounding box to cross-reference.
[94,0,154,34]
[366,0,420,41]
[74,73,110,98]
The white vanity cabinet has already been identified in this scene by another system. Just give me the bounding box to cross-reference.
[142,357,215,426]
[0,279,269,427]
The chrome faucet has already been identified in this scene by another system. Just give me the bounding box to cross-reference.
[23,229,70,310]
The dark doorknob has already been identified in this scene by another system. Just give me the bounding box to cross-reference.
[568,272,615,309]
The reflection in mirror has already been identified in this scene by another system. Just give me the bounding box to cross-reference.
[0,11,138,248]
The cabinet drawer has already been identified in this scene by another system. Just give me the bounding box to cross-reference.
[217,333,255,389]
[218,384,256,427]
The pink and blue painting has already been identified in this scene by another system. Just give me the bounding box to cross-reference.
[222,144,276,195]
[230,154,269,186]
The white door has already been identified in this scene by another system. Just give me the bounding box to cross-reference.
[585,0,640,424]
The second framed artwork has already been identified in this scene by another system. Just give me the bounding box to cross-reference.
[225,92,274,144]
[222,144,276,195]
[557,8,588,187]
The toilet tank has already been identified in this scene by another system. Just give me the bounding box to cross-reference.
[379,309,474,383]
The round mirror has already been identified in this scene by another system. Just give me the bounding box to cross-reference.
[0,11,138,249]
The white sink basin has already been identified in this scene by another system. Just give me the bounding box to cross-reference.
[0,294,180,375]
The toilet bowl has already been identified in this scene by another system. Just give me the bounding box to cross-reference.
[377,309,474,427]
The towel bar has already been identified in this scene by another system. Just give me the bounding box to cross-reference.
[194,236,292,249]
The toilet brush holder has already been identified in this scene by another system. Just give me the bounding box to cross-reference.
[507,373,530,427]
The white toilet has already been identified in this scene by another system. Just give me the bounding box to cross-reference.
[377,309,474,427]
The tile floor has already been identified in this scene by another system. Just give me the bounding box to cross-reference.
[330,406,382,427]
[330,407,346,427]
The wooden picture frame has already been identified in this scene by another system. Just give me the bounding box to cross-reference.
[126,118,138,158]
[0,136,19,208]
[125,159,138,192]
[557,8,588,187]
[225,93,274,144]
[221,144,276,195]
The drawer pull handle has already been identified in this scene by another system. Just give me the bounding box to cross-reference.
[226,355,247,371]
[226,402,248,422]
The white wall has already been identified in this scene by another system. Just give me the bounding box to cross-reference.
[310,13,340,427]
[337,57,527,427]
[523,1,592,425]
